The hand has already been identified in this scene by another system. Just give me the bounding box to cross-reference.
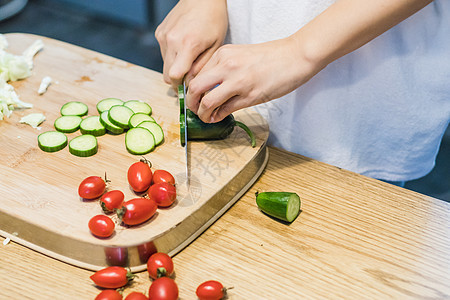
[186,37,319,123]
[155,0,228,90]
[185,0,433,123]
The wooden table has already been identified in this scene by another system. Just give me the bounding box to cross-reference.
[1,33,449,299]
[1,147,449,299]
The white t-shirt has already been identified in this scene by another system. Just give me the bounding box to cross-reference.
[226,0,450,181]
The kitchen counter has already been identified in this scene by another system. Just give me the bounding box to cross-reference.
[1,146,449,299]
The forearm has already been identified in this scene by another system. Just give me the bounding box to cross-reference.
[290,0,433,74]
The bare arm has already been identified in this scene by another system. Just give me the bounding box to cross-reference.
[187,0,433,123]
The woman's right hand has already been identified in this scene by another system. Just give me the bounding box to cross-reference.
[155,0,228,90]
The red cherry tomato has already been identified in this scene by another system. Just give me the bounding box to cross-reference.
[117,198,157,226]
[147,252,174,279]
[95,289,123,300]
[90,266,134,289]
[128,159,153,193]
[152,170,175,185]
[196,280,225,300]
[148,182,176,207]
[78,175,106,199]
[124,292,148,300]
[89,215,115,238]
[148,277,178,300]
[100,190,125,213]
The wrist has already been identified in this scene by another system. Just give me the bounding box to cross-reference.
[285,34,328,87]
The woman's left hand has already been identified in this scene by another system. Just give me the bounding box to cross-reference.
[186,37,318,123]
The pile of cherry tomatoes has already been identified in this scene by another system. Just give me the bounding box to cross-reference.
[91,252,228,300]
[78,158,229,299]
[78,157,177,238]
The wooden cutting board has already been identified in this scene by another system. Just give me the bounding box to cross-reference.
[0,33,269,271]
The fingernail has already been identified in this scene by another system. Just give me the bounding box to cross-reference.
[210,116,215,123]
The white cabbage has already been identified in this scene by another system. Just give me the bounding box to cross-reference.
[0,34,44,120]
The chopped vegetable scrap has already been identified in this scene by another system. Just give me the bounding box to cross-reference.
[19,112,46,129]
[0,34,43,120]
[38,76,52,95]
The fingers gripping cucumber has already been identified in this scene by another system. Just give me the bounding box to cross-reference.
[255,192,301,223]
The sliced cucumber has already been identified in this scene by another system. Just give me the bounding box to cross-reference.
[255,192,301,223]
[129,113,156,128]
[69,134,98,157]
[38,131,68,152]
[96,98,124,113]
[99,111,124,135]
[60,101,88,116]
[137,121,164,145]
[124,100,152,115]
[54,115,82,133]
[125,127,155,155]
[80,116,106,136]
[108,105,134,129]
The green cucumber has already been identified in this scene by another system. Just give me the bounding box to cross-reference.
[54,115,82,133]
[80,116,106,136]
[137,121,164,145]
[128,112,156,128]
[99,111,124,135]
[38,131,68,152]
[69,134,98,157]
[125,127,155,155]
[124,100,152,115]
[60,101,88,116]
[96,98,124,113]
[255,192,301,223]
[108,105,134,129]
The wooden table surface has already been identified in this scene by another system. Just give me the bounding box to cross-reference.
[1,33,449,299]
[1,147,449,299]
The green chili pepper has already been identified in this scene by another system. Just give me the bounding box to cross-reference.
[178,85,256,147]
[184,109,256,147]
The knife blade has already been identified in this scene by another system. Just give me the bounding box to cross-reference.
[178,83,190,188]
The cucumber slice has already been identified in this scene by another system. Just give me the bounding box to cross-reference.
[99,111,124,135]
[54,115,82,133]
[137,121,164,145]
[108,105,134,129]
[96,98,124,113]
[125,127,155,155]
[129,113,156,128]
[124,100,152,115]
[38,131,68,152]
[80,116,106,136]
[60,101,88,116]
[255,192,301,223]
[69,134,98,157]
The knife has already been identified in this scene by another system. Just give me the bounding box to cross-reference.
[178,83,190,188]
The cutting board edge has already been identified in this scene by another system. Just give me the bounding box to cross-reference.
[0,146,269,271]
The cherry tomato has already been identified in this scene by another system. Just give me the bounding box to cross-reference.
[117,198,157,226]
[95,289,123,300]
[128,159,153,193]
[152,170,175,185]
[148,182,176,207]
[124,292,148,300]
[78,175,107,199]
[90,266,134,289]
[148,277,178,300]
[196,280,225,300]
[147,252,174,279]
[89,215,115,238]
[101,190,125,213]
